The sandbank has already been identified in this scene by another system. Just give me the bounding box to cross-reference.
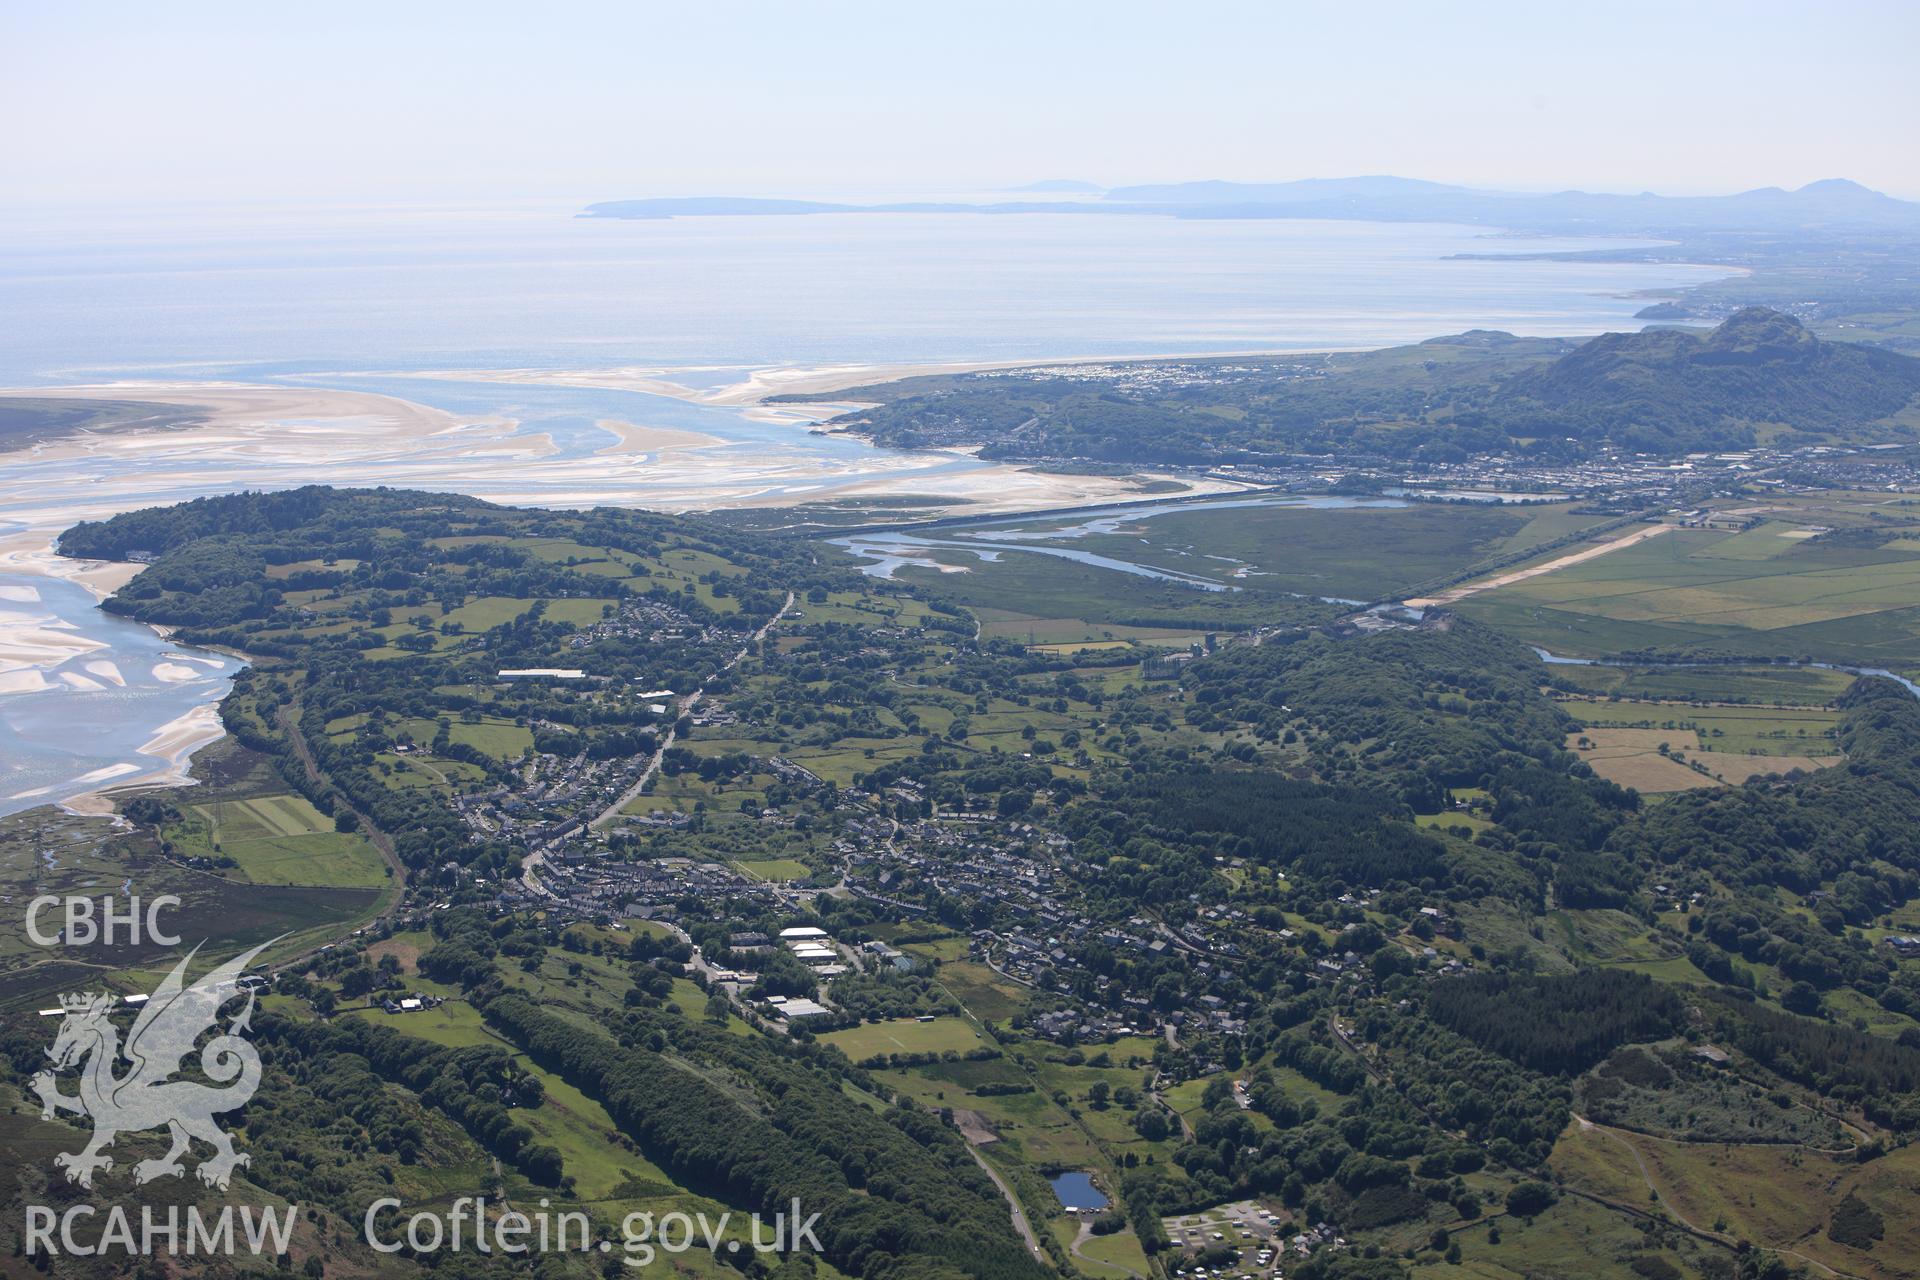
[56,704,226,817]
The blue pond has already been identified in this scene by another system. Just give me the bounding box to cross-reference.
[1050,1171,1108,1212]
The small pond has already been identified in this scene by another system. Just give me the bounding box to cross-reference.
[1049,1170,1108,1211]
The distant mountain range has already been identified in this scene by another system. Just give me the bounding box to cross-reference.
[583,177,1920,234]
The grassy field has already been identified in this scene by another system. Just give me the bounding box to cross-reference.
[1561,697,1841,754]
[734,857,813,881]
[937,960,1031,1023]
[1564,728,1724,793]
[1550,661,1858,705]
[890,1063,1113,1170]
[371,999,764,1254]
[821,1017,988,1058]
[348,1001,505,1049]
[1080,1225,1151,1276]
[1549,1121,1920,1280]
[1458,516,1920,670]
[1408,1189,1731,1280]
[445,715,533,760]
[190,793,390,888]
[1563,694,1845,790]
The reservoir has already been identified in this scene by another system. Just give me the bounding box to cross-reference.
[1049,1171,1109,1212]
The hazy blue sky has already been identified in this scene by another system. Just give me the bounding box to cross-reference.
[5,0,1916,203]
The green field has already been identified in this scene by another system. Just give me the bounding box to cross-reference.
[735,857,813,881]
[190,793,389,888]
[937,960,1031,1023]
[1549,661,1856,705]
[193,793,331,838]
[820,1016,988,1058]
[450,716,534,759]
[348,1001,504,1049]
[1561,697,1841,755]
[1458,522,1920,669]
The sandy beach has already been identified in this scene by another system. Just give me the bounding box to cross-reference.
[386,343,1345,406]
[6,380,477,443]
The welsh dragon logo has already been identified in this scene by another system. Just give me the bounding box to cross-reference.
[32,940,274,1191]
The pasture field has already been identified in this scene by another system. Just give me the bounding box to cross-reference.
[1690,749,1842,783]
[1565,729,1722,793]
[936,960,1032,1023]
[1561,697,1841,755]
[1416,809,1493,836]
[1073,1224,1152,1277]
[542,597,619,627]
[875,1058,1112,1170]
[1457,519,1920,669]
[781,739,921,786]
[1549,1122,1920,1280]
[187,792,390,888]
[1549,661,1856,705]
[1409,1189,1731,1280]
[447,715,534,759]
[820,1016,988,1058]
[1570,732,1833,790]
[734,857,813,881]
[1024,639,1135,654]
[193,792,331,838]
[370,999,761,1242]
[440,594,532,631]
[975,612,1210,646]
[348,1000,503,1050]
[221,829,390,889]
[786,587,942,628]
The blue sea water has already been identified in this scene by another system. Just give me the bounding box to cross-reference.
[0,200,1725,384]
[0,569,238,812]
